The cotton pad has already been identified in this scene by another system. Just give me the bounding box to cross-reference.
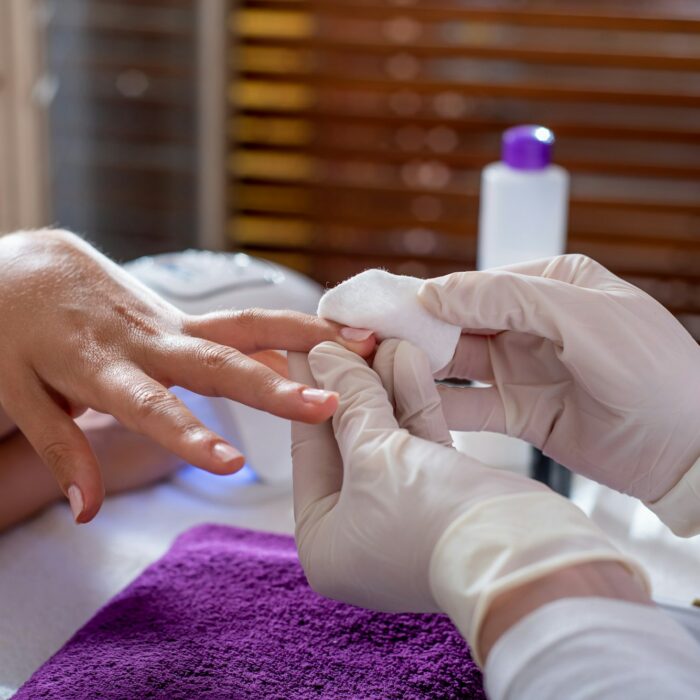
[317,269,461,372]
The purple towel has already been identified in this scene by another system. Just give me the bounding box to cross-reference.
[15,525,484,699]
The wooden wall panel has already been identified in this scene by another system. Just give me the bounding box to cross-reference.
[228,0,700,339]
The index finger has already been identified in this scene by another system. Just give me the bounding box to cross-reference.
[418,254,623,341]
[419,268,604,344]
[289,351,343,520]
[149,337,339,424]
[308,342,400,466]
[184,308,376,356]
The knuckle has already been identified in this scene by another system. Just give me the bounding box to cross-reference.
[562,253,590,264]
[195,344,240,372]
[256,373,286,398]
[41,439,75,480]
[130,384,175,422]
[233,308,267,332]
[560,253,596,273]
[178,420,208,442]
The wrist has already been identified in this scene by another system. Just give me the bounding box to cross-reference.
[428,491,650,666]
[478,561,652,663]
[645,453,700,537]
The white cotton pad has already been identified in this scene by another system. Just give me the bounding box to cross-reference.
[317,269,461,372]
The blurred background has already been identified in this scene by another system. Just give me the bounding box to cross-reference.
[0,0,698,340]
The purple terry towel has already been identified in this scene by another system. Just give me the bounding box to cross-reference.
[15,525,484,699]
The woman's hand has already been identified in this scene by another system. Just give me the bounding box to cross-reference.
[0,230,374,523]
[419,254,700,534]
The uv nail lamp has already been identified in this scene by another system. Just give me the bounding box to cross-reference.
[125,249,323,503]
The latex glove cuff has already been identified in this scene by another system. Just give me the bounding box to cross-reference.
[429,492,651,666]
[645,454,700,537]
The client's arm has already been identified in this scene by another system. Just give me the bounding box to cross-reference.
[0,410,183,532]
[290,340,700,699]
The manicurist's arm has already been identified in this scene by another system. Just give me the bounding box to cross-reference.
[289,340,700,699]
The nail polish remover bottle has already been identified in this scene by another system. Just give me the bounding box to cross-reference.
[453,125,569,475]
[478,124,569,269]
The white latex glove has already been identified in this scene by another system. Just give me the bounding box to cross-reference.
[419,254,700,536]
[289,340,648,664]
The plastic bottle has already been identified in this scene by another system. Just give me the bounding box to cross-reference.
[452,125,569,474]
[478,124,569,269]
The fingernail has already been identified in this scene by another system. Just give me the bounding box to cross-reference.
[301,388,336,404]
[67,485,84,522]
[340,327,373,342]
[212,442,243,465]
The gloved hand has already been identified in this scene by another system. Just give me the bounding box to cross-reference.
[289,340,648,664]
[419,254,700,536]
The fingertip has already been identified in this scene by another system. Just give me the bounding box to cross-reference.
[337,327,377,357]
[301,387,339,406]
[309,340,364,365]
[346,335,377,358]
[70,482,105,524]
[211,441,246,474]
[209,454,246,475]
[297,387,339,423]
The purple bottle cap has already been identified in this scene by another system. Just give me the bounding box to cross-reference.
[502,125,555,170]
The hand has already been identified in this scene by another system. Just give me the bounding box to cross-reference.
[0,230,375,522]
[419,255,700,518]
[289,339,646,664]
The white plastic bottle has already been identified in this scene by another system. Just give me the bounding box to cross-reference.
[478,124,569,269]
[453,125,569,474]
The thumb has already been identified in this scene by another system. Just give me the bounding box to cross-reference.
[418,269,599,344]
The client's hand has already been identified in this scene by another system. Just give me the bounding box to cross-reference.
[0,230,374,522]
[289,340,648,665]
[419,254,700,534]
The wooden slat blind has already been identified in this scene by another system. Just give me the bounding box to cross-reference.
[227,0,700,339]
[46,0,199,261]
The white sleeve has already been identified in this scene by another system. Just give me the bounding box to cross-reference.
[484,597,700,700]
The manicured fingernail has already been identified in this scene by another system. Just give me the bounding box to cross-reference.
[301,388,336,404]
[67,484,84,522]
[340,327,373,342]
[212,442,243,465]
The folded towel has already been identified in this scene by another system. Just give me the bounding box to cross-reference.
[15,525,484,699]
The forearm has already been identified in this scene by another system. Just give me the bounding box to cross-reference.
[0,430,61,532]
[483,597,700,700]
[428,491,650,667]
[437,538,700,699]
[478,560,651,661]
